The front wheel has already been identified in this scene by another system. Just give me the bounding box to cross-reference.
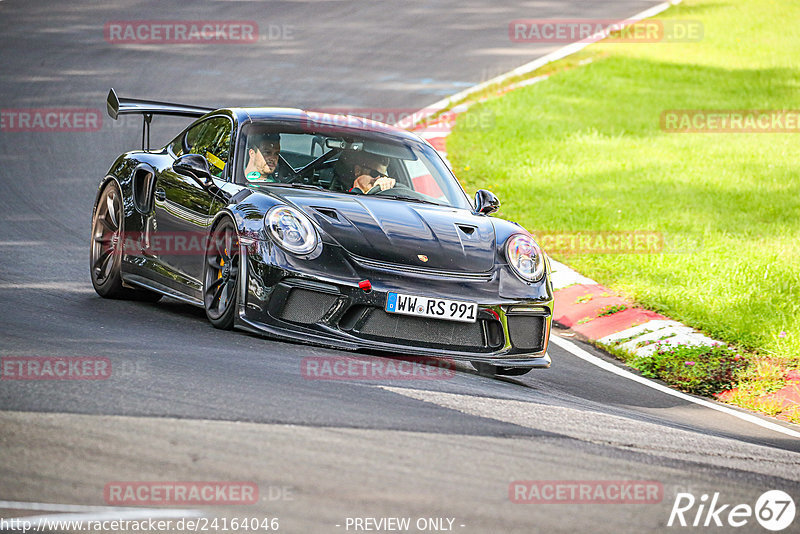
[203,217,240,329]
[471,362,532,377]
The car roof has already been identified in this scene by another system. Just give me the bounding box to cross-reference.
[225,107,424,142]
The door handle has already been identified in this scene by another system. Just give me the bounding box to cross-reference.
[154,188,166,201]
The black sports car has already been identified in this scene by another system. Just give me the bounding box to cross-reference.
[91,89,553,375]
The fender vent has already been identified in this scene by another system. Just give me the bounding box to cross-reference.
[312,207,339,221]
[457,224,477,236]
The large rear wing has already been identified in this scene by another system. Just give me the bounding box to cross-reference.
[106,88,215,150]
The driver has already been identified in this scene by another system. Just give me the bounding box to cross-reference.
[344,152,396,194]
[243,132,281,184]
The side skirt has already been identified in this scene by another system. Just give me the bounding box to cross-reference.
[123,274,203,307]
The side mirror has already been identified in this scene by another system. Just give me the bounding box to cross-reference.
[474,189,500,215]
[173,154,213,186]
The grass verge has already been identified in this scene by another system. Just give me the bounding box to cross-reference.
[446,0,800,419]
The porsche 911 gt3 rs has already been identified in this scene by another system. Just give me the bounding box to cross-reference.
[90,89,553,375]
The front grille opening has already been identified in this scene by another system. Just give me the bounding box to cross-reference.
[277,288,338,324]
[338,304,368,331]
[356,308,490,352]
[507,315,546,352]
[486,320,505,348]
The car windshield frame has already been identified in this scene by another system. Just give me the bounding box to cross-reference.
[234,119,473,211]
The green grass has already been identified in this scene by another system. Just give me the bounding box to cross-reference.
[448,0,800,370]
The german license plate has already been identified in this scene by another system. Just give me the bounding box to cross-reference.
[385,292,478,323]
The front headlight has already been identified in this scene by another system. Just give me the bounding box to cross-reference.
[265,205,318,255]
[505,233,545,282]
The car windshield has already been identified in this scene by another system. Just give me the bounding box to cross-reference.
[235,121,472,210]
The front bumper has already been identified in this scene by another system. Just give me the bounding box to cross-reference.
[236,239,553,368]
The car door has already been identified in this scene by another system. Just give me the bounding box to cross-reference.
[153,115,233,297]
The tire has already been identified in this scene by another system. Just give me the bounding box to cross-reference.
[471,362,533,377]
[90,181,162,302]
[203,216,240,330]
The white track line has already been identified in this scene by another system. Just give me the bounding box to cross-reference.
[0,501,191,513]
[0,282,92,291]
[397,0,683,129]
[550,336,800,439]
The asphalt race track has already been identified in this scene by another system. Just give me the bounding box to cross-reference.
[0,1,798,533]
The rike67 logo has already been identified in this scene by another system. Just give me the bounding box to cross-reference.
[668,490,795,531]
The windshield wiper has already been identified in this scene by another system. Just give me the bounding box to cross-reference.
[270,182,326,191]
[250,182,326,191]
[379,195,445,207]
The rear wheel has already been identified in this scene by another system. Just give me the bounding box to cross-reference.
[203,217,240,330]
[90,181,161,302]
[471,362,532,377]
